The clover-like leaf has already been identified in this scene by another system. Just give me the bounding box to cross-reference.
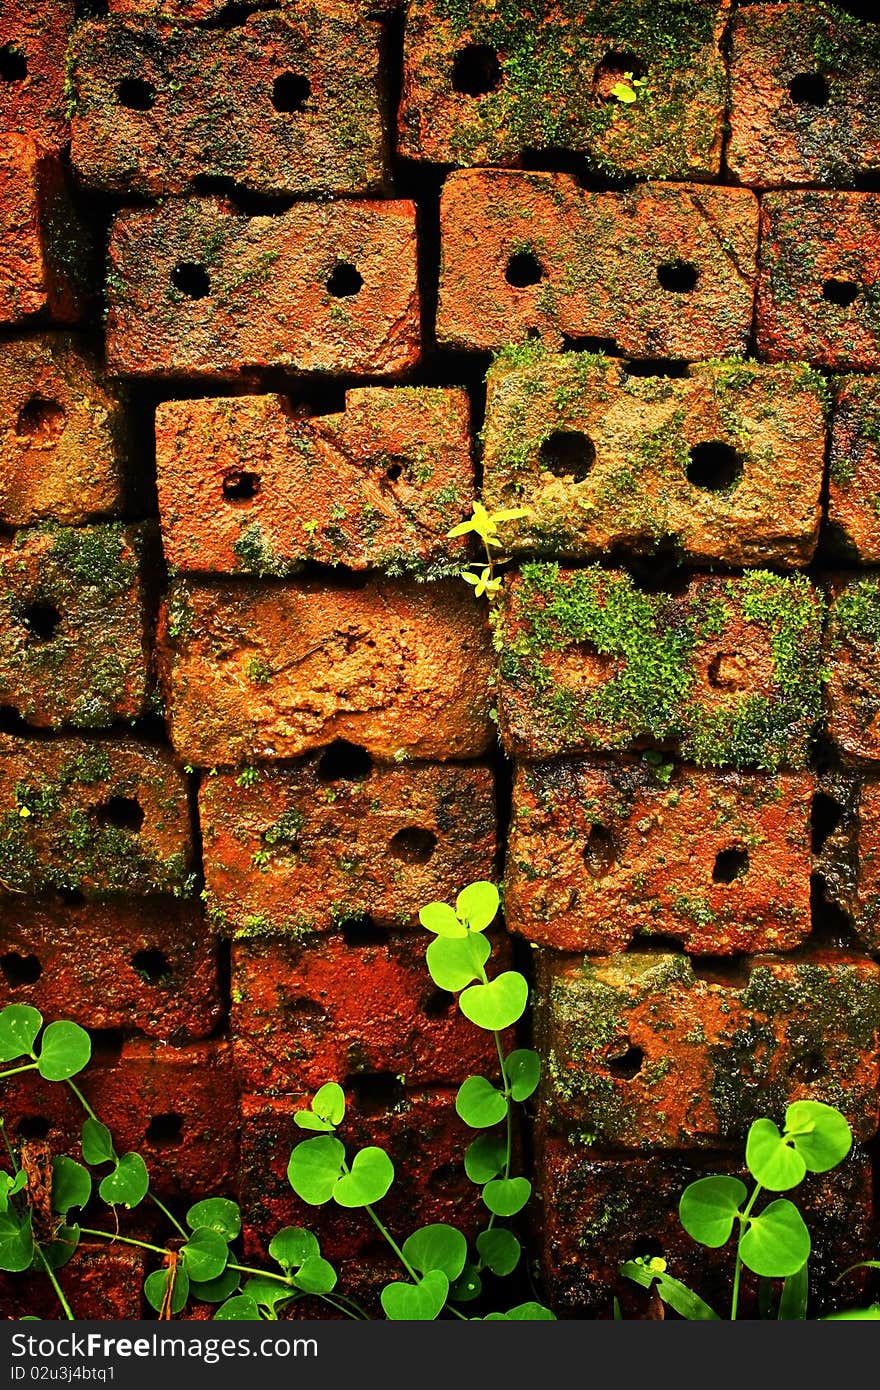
[381,1270,449,1321]
[464,1134,506,1184]
[450,1263,482,1303]
[679,1176,748,1249]
[81,1118,114,1165]
[294,1256,337,1295]
[332,1147,394,1209]
[784,1100,852,1173]
[455,882,499,932]
[482,1177,531,1217]
[0,1170,26,1216]
[739,1199,810,1278]
[0,1004,41,1062]
[182,1227,229,1283]
[459,972,528,1031]
[189,1268,241,1305]
[746,1118,806,1192]
[312,1083,345,1126]
[0,1211,34,1273]
[418,902,467,939]
[426,934,490,992]
[456,1075,508,1129]
[214,1294,261,1320]
[485,1302,556,1320]
[503,1049,541,1101]
[52,1157,91,1215]
[476,1228,521,1277]
[144,1266,190,1315]
[41,1225,80,1273]
[293,1111,336,1133]
[269,1226,319,1271]
[98,1152,149,1209]
[402,1224,467,1281]
[286,1136,345,1205]
[36,1021,91,1081]
[186,1198,240,1242]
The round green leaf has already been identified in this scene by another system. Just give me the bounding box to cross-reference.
[144,1265,189,1315]
[269,1226,319,1270]
[476,1228,521,1277]
[464,1135,506,1184]
[746,1118,806,1192]
[294,1255,337,1295]
[419,902,467,938]
[459,972,528,1031]
[679,1176,748,1248]
[381,1270,449,1321]
[313,1082,345,1126]
[41,1225,81,1272]
[740,1199,810,1278]
[456,1075,508,1129]
[0,1211,35,1273]
[214,1294,261,1320]
[333,1146,394,1208]
[450,1263,482,1303]
[0,1170,26,1215]
[504,1049,541,1101]
[81,1118,114,1165]
[455,882,499,932]
[287,1136,345,1205]
[243,1276,291,1311]
[485,1302,556,1321]
[293,1111,335,1132]
[98,1152,149,1209]
[402,1224,467,1281]
[0,1004,42,1061]
[186,1198,240,1241]
[182,1227,229,1282]
[426,934,490,992]
[36,1021,91,1081]
[482,1177,531,1217]
[51,1156,91,1215]
[190,1267,241,1304]
[785,1100,853,1173]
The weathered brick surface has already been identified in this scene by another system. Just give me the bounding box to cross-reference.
[0,736,193,898]
[0,525,150,730]
[0,136,89,326]
[71,11,387,197]
[497,565,824,769]
[535,951,880,1145]
[155,388,473,576]
[0,0,74,148]
[728,4,880,187]
[159,578,494,765]
[399,0,727,177]
[506,758,812,954]
[437,172,758,358]
[758,193,880,371]
[201,758,496,934]
[828,376,880,562]
[482,354,826,567]
[0,898,221,1041]
[0,1245,146,1321]
[105,196,420,379]
[825,574,880,764]
[0,334,129,527]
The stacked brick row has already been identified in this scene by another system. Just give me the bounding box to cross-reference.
[2,0,880,1319]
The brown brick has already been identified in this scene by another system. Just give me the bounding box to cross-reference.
[105,196,420,379]
[0,136,89,326]
[70,11,387,197]
[0,524,150,730]
[506,758,812,954]
[202,756,496,934]
[0,1244,146,1320]
[482,354,826,567]
[535,950,880,1145]
[758,192,880,371]
[728,4,880,187]
[825,574,880,764]
[853,779,880,951]
[159,578,494,765]
[155,388,473,576]
[0,898,220,1041]
[437,171,758,358]
[828,376,880,562]
[399,0,727,177]
[0,735,193,898]
[0,0,74,149]
[497,565,823,769]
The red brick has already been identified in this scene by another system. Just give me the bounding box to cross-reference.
[0,1243,145,1320]
[105,196,420,379]
[0,735,193,897]
[437,171,758,358]
[155,388,473,576]
[828,376,880,563]
[535,950,880,1145]
[0,0,74,149]
[0,136,89,326]
[201,757,496,935]
[70,11,387,197]
[399,0,727,177]
[506,758,812,954]
[825,574,880,764]
[758,192,880,371]
[482,354,826,567]
[728,4,880,187]
[852,780,880,951]
[0,898,221,1042]
[158,578,494,765]
[0,524,150,730]
[0,334,129,526]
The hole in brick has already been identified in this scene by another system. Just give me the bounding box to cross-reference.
[633,932,685,952]
[385,461,404,483]
[222,470,261,502]
[707,652,745,690]
[94,796,145,833]
[539,430,596,482]
[712,847,749,883]
[687,441,743,492]
[0,43,27,82]
[89,1028,124,1060]
[20,602,61,642]
[146,1112,183,1146]
[271,71,310,113]
[422,988,455,1019]
[452,43,501,97]
[58,887,86,907]
[505,252,544,288]
[593,50,647,100]
[823,278,860,307]
[317,741,373,783]
[627,1236,665,1261]
[789,72,830,106]
[0,705,29,733]
[810,873,854,943]
[117,77,156,110]
[811,791,843,854]
[583,823,615,878]
[131,948,171,985]
[283,996,327,1022]
[788,1050,827,1082]
[345,1072,404,1113]
[657,261,699,293]
[0,952,41,987]
[606,1040,644,1079]
[326,263,363,298]
[17,1116,50,1140]
[171,262,211,299]
[388,827,437,864]
[338,914,386,946]
[622,359,690,378]
[16,397,66,444]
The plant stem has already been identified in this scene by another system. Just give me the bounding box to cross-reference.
[65,1078,100,1123]
[363,1203,420,1284]
[79,1227,169,1257]
[731,1183,763,1321]
[148,1192,187,1238]
[34,1245,74,1321]
[229,1263,292,1285]
[0,1063,38,1081]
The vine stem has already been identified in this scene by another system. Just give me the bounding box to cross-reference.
[362,1202,420,1284]
[475,951,513,1238]
[0,1063,38,1081]
[34,1245,74,1321]
[79,1228,169,1256]
[731,1183,763,1321]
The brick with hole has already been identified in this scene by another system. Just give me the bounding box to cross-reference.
[201,757,496,935]
[0,524,151,730]
[437,171,758,358]
[481,353,826,567]
[105,196,419,379]
[824,574,880,764]
[155,387,473,577]
[70,10,387,197]
[758,193,880,371]
[0,334,130,526]
[728,4,880,187]
[0,1244,146,1320]
[0,898,221,1041]
[0,0,74,149]
[505,757,813,955]
[0,135,90,326]
[158,578,494,765]
[828,376,880,562]
[496,564,824,769]
[0,735,193,898]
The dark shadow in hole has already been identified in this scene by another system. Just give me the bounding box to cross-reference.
[539,430,596,482]
[20,602,61,642]
[505,252,544,287]
[0,43,27,82]
[687,441,743,492]
[713,847,749,883]
[272,71,310,113]
[171,262,211,299]
[282,995,327,1022]
[146,1112,183,1146]
[57,887,86,907]
[17,1116,50,1140]
[131,948,171,985]
[118,77,156,110]
[606,1041,645,1079]
[94,796,145,833]
[88,1027,125,1061]
[0,705,30,734]
[345,1072,405,1114]
[823,278,860,307]
[384,460,404,482]
[789,72,830,106]
[222,470,261,502]
[788,1050,827,1082]
[811,791,843,854]
[622,359,690,378]
[326,263,363,298]
[594,50,648,97]
[422,988,455,1019]
[810,873,855,945]
[388,826,437,864]
[626,1235,665,1261]
[583,823,616,878]
[0,952,41,987]
[316,741,373,783]
[452,43,501,96]
[16,397,66,443]
[630,932,685,953]
[657,261,699,293]
[338,914,386,947]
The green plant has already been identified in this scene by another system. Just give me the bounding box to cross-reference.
[448,502,528,601]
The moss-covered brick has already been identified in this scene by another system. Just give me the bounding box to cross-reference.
[0,135,90,326]
[825,573,880,762]
[828,375,880,561]
[0,0,73,149]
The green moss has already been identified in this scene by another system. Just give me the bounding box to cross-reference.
[832,578,880,646]
[232,523,292,578]
[246,657,273,687]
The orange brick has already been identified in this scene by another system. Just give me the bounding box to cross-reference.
[825,574,880,764]
[0,0,74,148]
[0,135,89,326]
[828,376,880,563]
[0,1244,146,1320]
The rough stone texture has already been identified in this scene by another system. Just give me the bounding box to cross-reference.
[0,898,221,1041]
[728,4,880,187]
[399,0,728,177]
[825,574,880,764]
[0,0,74,149]
[482,352,826,567]
[535,950,880,1145]
[155,388,473,577]
[0,524,151,729]
[70,11,387,196]
[758,192,880,372]
[200,757,496,934]
[828,376,880,562]
[506,758,812,954]
[437,171,758,358]
[0,135,89,326]
[497,564,824,769]
[159,578,494,765]
[0,1245,146,1320]
[0,736,193,898]
[105,196,420,379]
[0,334,129,526]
